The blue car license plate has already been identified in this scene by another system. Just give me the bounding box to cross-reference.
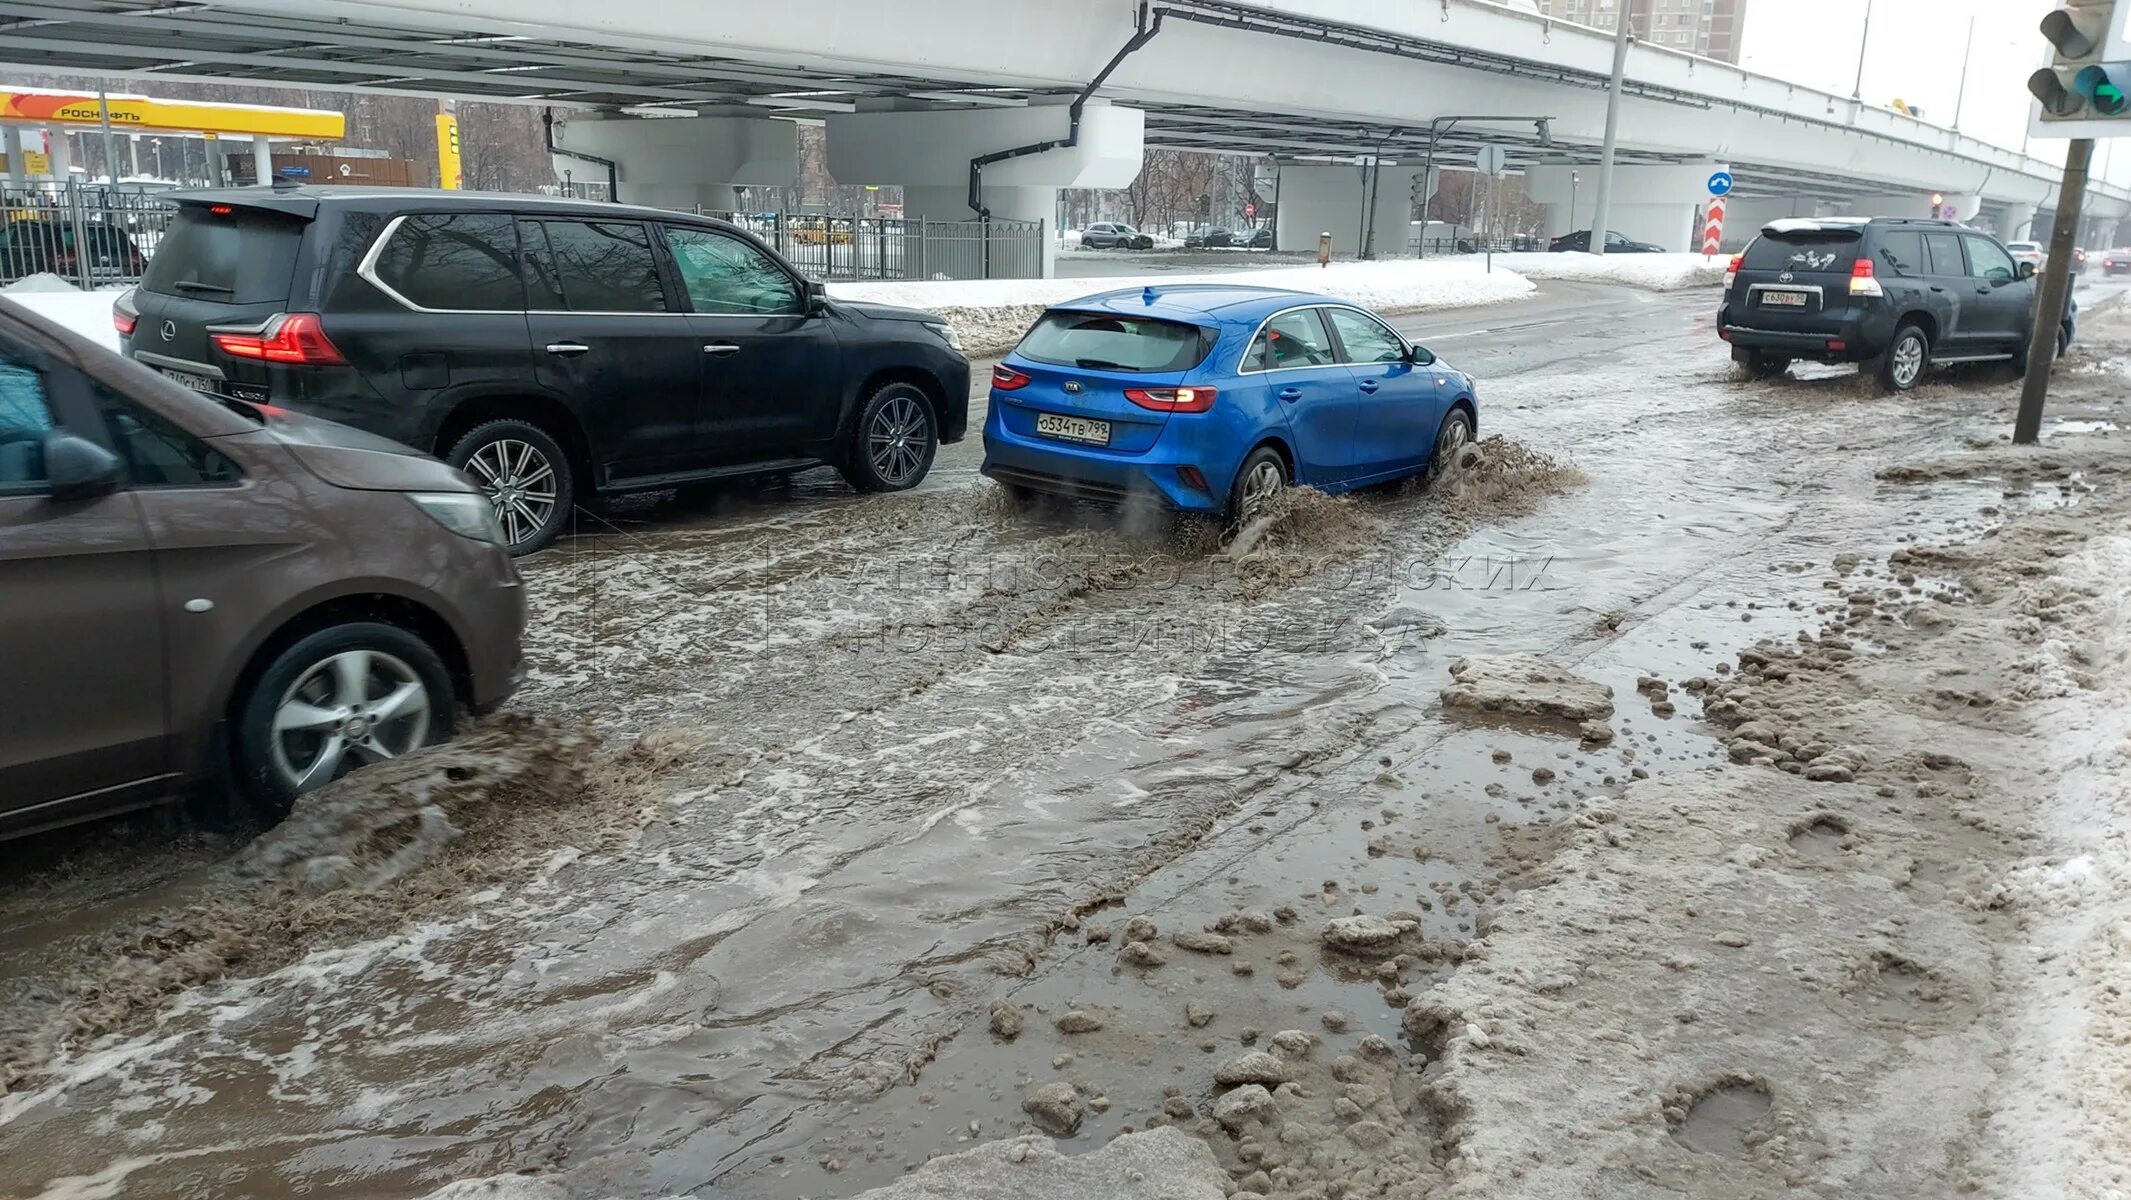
[1036,412,1110,445]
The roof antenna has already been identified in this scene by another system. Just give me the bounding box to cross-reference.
[1142,285,1158,304]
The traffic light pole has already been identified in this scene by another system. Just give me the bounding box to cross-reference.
[2015,137,2093,445]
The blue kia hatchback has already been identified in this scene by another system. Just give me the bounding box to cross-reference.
[980,285,1477,521]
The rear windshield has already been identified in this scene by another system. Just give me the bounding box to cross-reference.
[1741,232,1859,274]
[139,205,305,304]
[1016,311,1213,373]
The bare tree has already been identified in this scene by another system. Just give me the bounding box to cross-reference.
[1124,149,1217,230]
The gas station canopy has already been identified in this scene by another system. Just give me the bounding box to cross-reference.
[0,86,344,140]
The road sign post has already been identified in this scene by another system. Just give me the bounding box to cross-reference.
[1702,171,1733,257]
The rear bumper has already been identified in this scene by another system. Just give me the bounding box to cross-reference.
[1719,304,1886,363]
[979,403,1223,513]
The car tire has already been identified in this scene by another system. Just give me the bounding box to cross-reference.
[1744,352,1791,380]
[232,621,456,822]
[1424,406,1476,485]
[1877,324,1930,392]
[445,418,574,556]
[839,381,938,493]
[1227,445,1289,525]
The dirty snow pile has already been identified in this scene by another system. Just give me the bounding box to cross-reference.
[834,258,1536,354]
[1,275,124,351]
[1485,251,1729,291]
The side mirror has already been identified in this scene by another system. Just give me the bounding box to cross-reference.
[44,429,123,502]
[805,279,829,312]
[1407,344,1437,366]
[2018,261,2038,280]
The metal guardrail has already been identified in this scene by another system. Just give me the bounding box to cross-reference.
[701,210,1046,281]
[1,182,176,290]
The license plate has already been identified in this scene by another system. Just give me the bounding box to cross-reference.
[1761,290,1810,308]
[161,368,219,394]
[1036,412,1111,445]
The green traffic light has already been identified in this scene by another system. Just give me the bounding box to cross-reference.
[2076,65,2130,116]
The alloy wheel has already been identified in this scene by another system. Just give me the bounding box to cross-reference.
[465,438,559,546]
[1440,416,1471,458]
[269,649,432,795]
[1892,336,1925,388]
[867,395,930,487]
[1240,458,1286,517]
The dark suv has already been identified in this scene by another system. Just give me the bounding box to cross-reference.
[1720,217,2074,391]
[115,187,971,553]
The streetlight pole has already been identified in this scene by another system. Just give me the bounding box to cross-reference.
[1850,0,1876,102]
[1588,0,1633,257]
[1952,15,1977,133]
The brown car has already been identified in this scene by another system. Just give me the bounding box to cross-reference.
[0,297,526,840]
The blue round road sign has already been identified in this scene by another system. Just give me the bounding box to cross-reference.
[1707,171,1734,197]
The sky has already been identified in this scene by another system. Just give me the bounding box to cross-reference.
[1736,0,2131,184]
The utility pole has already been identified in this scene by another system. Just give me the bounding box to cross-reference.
[2016,138,2092,445]
[1587,0,1632,256]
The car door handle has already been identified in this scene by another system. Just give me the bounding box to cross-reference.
[1929,285,1946,293]
[703,343,741,356]
[545,342,590,356]
[1358,380,1380,394]
[1278,387,1303,402]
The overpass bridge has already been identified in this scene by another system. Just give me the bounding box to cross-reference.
[5,0,2125,273]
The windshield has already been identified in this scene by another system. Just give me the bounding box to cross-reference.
[1016,310,1212,372]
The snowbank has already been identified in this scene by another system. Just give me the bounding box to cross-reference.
[1482,251,1729,291]
[2,278,123,351]
[832,258,1537,354]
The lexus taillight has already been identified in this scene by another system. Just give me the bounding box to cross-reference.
[210,313,347,365]
[1125,386,1217,413]
[992,364,1032,391]
[1849,257,1883,298]
[1726,253,1743,283]
[112,303,137,337]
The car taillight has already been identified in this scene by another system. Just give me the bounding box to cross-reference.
[1849,257,1883,298]
[1726,252,1743,282]
[992,364,1032,391]
[113,306,137,336]
[1124,386,1217,413]
[210,313,347,365]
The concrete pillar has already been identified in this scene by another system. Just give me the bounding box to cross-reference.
[3,127,23,191]
[205,137,226,187]
[127,133,141,180]
[252,136,273,186]
[46,130,72,183]
[552,114,799,212]
[1525,162,1715,253]
[1266,164,1425,256]
[2002,202,2038,241]
[826,100,1144,278]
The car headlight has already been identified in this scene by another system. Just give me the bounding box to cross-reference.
[923,322,965,353]
[409,491,506,545]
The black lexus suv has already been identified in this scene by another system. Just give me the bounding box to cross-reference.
[114,187,970,553]
[1720,217,2074,392]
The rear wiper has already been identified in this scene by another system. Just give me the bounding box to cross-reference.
[170,280,233,295]
[1075,357,1136,371]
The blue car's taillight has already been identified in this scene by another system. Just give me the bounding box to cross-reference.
[1125,386,1217,413]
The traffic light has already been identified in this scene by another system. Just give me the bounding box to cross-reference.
[2029,1,2131,135]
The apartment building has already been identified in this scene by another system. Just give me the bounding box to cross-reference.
[1537,0,1749,64]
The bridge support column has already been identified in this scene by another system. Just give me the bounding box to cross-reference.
[826,101,1144,278]
[1523,162,1714,253]
[1268,164,1424,257]
[2002,203,2038,241]
[551,114,799,212]
[2,127,23,190]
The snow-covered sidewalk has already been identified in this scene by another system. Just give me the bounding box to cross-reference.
[1481,251,1729,291]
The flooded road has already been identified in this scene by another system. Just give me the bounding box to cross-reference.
[4,278,2126,1200]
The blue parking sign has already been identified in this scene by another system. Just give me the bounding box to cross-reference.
[1707,171,1734,197]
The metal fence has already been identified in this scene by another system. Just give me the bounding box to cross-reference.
[0,186,1048,292]
[702,210,1046,281]
[1,182,178,291]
